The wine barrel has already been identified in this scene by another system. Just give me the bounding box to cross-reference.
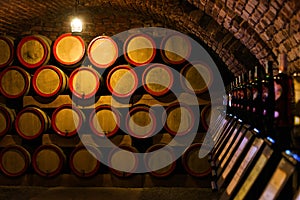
[0,145,31,177]
[15,106,51,140]
[87,36,118,69]
[0,66,31,99]
[32,65,68,98]
[51,104,85,137]
[180,62,213,94]
[89,105,120,137]
[53,33,86,69]
[69,67,102,99]
[108,144,139,177]
[160,33,191,65]
[142,64,174,96]
[123,33,156,66]
[32,144,66,177]
[144,143,176,177]
[106,65,138,98]
[201,104,211,131]
[163,103,195,136]
[0,36,14,68]
[126,105,157,138]
[16,35,51,69]
[0,104,16,136]
[69,145,101,178]
[181,143,211,177]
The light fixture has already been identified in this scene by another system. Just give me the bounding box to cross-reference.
[71,0,83,34]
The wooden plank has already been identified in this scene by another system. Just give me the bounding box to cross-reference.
[143,174,211,187]
[42,134,81,147]
[0,135,22,147]
[0,173,210,188]
[23,93,210,109]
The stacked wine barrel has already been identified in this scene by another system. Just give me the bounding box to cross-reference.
[0,32,214,184]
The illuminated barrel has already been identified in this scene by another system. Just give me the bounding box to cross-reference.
[106,65,138,98]
[16,35,51,69]
[32,144,66,177]
[0,36,14,68]
[142,64,174,96]
[180,62,213,94]
[87,36,118,69]
[0,104,16,136]
[32,65,68,98]
[123,33,156,66]
[89,105,120,137]
[52,33,86,69]
[69,67,102,100]
[181,143,211,177]
[69,145,101,178]
[15,106,51,140]
[144,143,176,177]
[0,66,31,99]
[163,103,195,136]
[126,105,157,138]
[108,144,139,177]
[160,33,191,65]
[51,104,85,137]
[0,145,31,177]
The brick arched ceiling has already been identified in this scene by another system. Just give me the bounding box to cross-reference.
[0,0,299,78]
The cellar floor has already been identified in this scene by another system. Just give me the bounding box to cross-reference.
[0,186,219,200]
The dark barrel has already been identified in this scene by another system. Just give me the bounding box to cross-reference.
[32,65,68,98]
[0,145,31,177]
[15,106,51,140]
[69,145,101,178]
[0,66,31,99]
[32,144,66,177]
[16,35,51,69]
[0,36,14,68]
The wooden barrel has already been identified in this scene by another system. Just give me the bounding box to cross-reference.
[89,105,120,137]
[0,145,31,177]
[160,33,191,65]
[106,65,138,98]
[32,65,68,98]
[69,145,101,178]
[163,103,195,136]
[108,144,139,177]
[32,144,66,177]
[201,104,211,131]
[0,66,31,99]
[15,106,51,140]
[16,35,51,69]
[69,67,102,99]
[126,105,157,138]
[180,62,213,94]
[142,64,174,96]
[87,36,118,69]
[0,104,16,136]
[123,33,156,66]
[144,143,176,177]
[181,143,211,177]
[51,104,85,137]
[53,33,86,69]
[0,36,14,68]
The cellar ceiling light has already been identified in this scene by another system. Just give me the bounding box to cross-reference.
[71,0,82,34]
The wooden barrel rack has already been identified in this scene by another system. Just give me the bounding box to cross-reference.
[0,32,212,188]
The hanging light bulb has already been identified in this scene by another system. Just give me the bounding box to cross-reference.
[71,17,83,33]
[71,0,83,34]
